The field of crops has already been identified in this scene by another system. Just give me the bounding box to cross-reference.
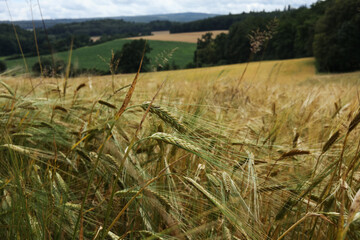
[1,57,360,239]
[3,39,196,72]
[126,30,229,43]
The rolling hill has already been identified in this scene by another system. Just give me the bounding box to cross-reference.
[0,12,219,30]
[4,39,196,72]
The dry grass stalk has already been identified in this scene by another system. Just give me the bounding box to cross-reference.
[0,94,15,100]
[257,185,286,193]
[278,213,333,240]
[115,41,146,119]
[112,84,131,96]
[63,37,74,98]
[248,18,278,54]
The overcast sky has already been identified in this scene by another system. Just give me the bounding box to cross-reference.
[0,0,319,21]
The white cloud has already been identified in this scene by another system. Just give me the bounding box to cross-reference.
[0,0,318,21]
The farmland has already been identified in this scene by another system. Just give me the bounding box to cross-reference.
[126,30,229,43]
[3,39,196,72]
[2,56,360,239]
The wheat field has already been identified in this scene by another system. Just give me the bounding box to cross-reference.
[1,58,360,239]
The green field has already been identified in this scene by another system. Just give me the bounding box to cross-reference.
[3,39,196,72]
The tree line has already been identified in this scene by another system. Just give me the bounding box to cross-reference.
[0,19,172,58]
[170,11,283,33]
[190,0,360,73]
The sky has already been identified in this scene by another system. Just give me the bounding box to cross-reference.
[0,0,319,21]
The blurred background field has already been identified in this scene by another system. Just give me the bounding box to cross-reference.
[3,39,196,71]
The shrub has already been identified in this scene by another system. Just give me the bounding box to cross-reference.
[32,58,70,77]
[111,39,151,73]
[185,62,196,69]
[0,60,6,73]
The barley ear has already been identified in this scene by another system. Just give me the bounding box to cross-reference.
[322,130,340,153]
[349,111,360,133]
[0,80,15,96]
[279,149,310,160]
[150,132,200,154]
[141,102,187,133]
[76,83,86,92]
[98,100,116,109]
[343,189,360,237]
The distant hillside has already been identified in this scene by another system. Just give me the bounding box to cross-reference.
[115,12,219,23]
[4,39,196,72]
[170,11,284,33]
[0,20,153,57]
[0,12,218,30]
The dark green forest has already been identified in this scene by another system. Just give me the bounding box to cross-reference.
[313,0,360,72]
[192,6,320,66]
[190,0,360,73]
[169,11,283,33]
[0,19,174,58]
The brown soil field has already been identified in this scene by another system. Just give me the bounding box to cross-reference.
[90,36,101,42]
[126,30,229,43]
